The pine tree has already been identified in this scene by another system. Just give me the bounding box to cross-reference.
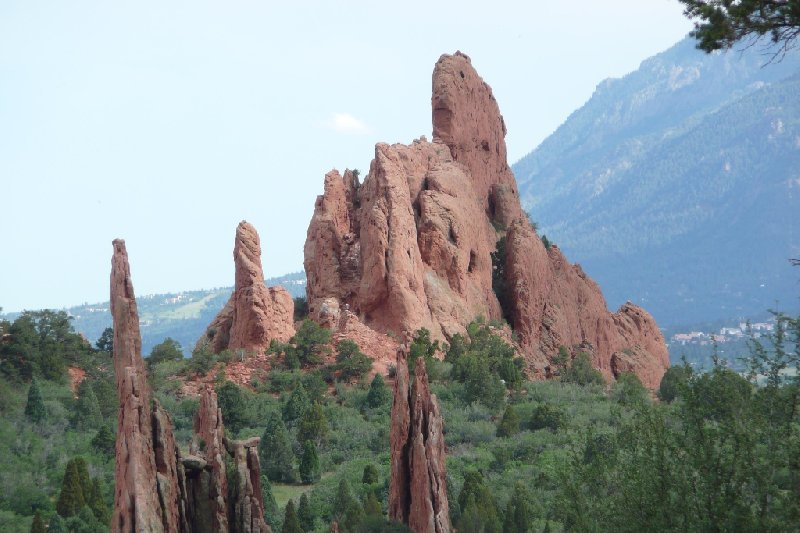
[362,464,379,485]
[503,483,532,533]
[259,412,297,483]
[282,383,310,424]
[496,405,520,438]
[25,379,46,423]
[56,459,86,517]
[260,474,280,530]
[297,493,314,531]
[46,514,66,533]
[299,440,321,484]
[458,471,502,533]
[30,512,46,533]
[73,457,92,497]
[297,402,328,445]
[366,374,391,408]
[281,500,303,533]
[363,491,382,517]
[343,499,365,532]
[88,477,110,524]
[74,380,102,430]
[334,479,356,522]
[217,380,247,434]
[91,425,115,456]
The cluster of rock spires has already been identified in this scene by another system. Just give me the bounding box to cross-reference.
[304,51,669,388]
[111,239,271,533]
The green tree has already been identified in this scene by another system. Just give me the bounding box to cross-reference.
[46,514,67,533]
[363,491,382,517]
[281,500,303,533]
[56,460,86,517]
[362,464,379,485]
[291,319,332,366]
[561,352,605,386]
[679,0,800,53]
[297,493,314,531]
[95,327,113,355]
[408,328,439,373]
[297,402,328,446]
[217,380,247,434]
[333,340,372,381]
[299,440,321,484]
[282,383,310,424]
[503,483,532,533]
[529,403,567,432]
[657,364,693,402]
[457,471,501,533]
[25,379,46,423]
[496,405,520,438]
[334,479,357,523]
[91,425,115,456]
[260,474,280,530]
[87,478,109,524]
[30,512,46,533]
[612,372,649,406]
[259,413,296,483]
[74,379,103,430]
[147,337,183,368]
[366,373,391,408]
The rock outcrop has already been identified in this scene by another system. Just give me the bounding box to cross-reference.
[304,51,669,387]
[111,239,272,533]
[199,221,295,354]
[194,386,229,532]
[389,347,450,533]
[111,239,184,532]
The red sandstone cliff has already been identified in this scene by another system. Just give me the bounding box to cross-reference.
[199,221,295,355]
[304,52,669,388]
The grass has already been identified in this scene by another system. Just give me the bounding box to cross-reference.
[272,472,332,507]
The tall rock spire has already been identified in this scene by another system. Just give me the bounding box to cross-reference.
[389,347,451,533]
[198,221,295,355]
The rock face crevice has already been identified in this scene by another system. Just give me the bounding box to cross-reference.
[111,240,272,533]
[199,221,295,355]
[304,52,669,387]
[389,348,450,533]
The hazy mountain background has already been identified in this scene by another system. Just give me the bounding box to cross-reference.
[513,37,800,328]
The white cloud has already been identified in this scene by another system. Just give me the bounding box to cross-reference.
[324,112,371,135]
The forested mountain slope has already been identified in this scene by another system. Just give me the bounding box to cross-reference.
[513,37,800,325]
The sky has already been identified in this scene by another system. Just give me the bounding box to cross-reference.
[0,1,694,313]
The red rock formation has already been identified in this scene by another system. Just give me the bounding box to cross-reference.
[111,239,179,532]
[389,348,450,533]
[225,437,271,533]
[304,52,668,387]
[194,386,229,532]
[199,221,295,354]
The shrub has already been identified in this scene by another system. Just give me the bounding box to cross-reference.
[562,352,605,387]
[528,403,567,432]
[658,364,693,402]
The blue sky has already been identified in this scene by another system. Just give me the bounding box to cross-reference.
[0,1,693,312]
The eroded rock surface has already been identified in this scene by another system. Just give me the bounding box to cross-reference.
[194,386,229,532]
[225,437,271,533]
[389,348,450,533]
[200,221,295,354]
[304,52,668,387]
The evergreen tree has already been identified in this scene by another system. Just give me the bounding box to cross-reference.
[333,340,372,381]
[496,405,520,438]
[30,512,46,533]
[95,327,113,355]
[291,319,332,366]
[282,383,311,424]
[281,500,303,533]
[362,464,379,485]
[88,477,110,524]
[299,440,320,484]
[342,499,365,532]
[91,425,115,456]
[503,483,532,533]
[297,493,314,531]
[561,352,605,386]
[217,380,247,434]
[259,412,296,483]
[657,364,692,402]
[147,337,183,368]
[334,479,356,523]
[260,474,280,530]
[457,471,501,533]
[73,458,92,497]
[46,514,66,533]
[25,379,46,423]
[297,402,328,445]
[363,491,382,517]
[74,380,102,430]
[366,374,391,408]
[56,459,86,517]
